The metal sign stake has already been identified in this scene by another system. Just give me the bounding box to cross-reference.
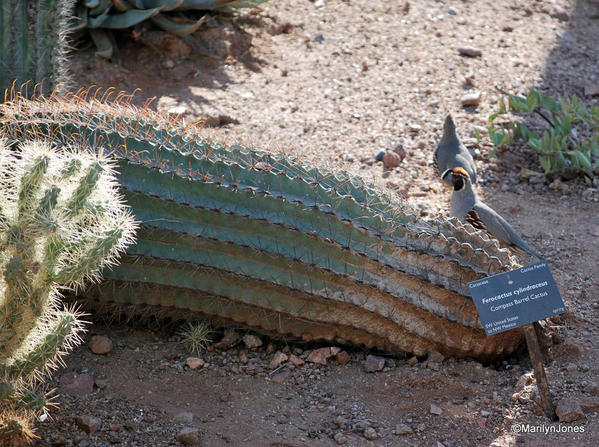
[523,323,557,421]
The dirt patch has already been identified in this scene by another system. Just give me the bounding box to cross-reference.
[35,0,599,445]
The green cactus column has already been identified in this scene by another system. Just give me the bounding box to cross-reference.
[0,0,75,96]
[0,94,525,361]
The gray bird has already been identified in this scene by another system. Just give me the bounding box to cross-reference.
[447,167,544,260]
[434,114,477,185]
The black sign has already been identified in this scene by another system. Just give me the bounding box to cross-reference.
[468,262,566,336]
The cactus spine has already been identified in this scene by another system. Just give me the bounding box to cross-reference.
[0,139,136,445]
[0,0,75,96]
[0,93,524,360]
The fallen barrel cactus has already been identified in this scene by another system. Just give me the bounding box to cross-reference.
[0,91,525,360]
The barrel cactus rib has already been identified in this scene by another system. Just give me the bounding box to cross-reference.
[0,95,524,359]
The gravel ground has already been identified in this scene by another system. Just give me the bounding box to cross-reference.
[34,0,599,445]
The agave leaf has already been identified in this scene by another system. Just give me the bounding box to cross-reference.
[89,29,113,59]
[539,155,551,173]
[88,8,110,28]
[151,14,206,36]
[142,0,185,10]
[95,7,163,29]
[90,0,113,17]
[113,0,133,12]
[176,0,267,10]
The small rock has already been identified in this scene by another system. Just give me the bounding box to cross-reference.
[59,372,94,397]
[583,79,599,97]
[448,6,458,15]
[481,410,491,417]
[393,143,407,159]
[408,123,422,133]
[334,415,348,428]
[394,423,413,435]
[289,354,305,367]
[518,167,542,180]
[458,47,482,57]
[75,415,102,434]
[94,379,107,389]
[376,150,386,162]
[336,351,351,365]
[330,347,341,356]
[383,150,403,169]
[186,357,205,370]
[428,350,445,363]
[307,347,332,365]
[269,351,289,369]
[88,335,113,355]
[166,105,189,117]
[430,404,443,415]
[556,399,585,422]
[315,33,325,43]
[333,432,347,444]
[363,427,378,440]
[461,91,481,107]
[161,59,175,69]
[427,361,440,371]
[551,7,570,21]
[174,412,194,424]
[465,73,475,86]
[242,334,263,349]
[177,427,200,445]
[408,356,418,366]
[214,330,240,350]
[364,355,385,372]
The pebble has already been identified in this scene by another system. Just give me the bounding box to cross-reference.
[458,47,482,57]
[334,432,347,444]
[307,347,332,365]
[186,357,205,369]
[383,150,402,169]
[556,398,585,422]
[430,404,443,415]
[394,423,413,435]
[177,427,200,445]
[214,330,240,349]
[88,335,113,355]
[584,381,599,396]
[448,6,458,15]
[364,355,385,372]
[427,350,445,363]
[289,354,305,366]
[376,150,386,161]
[242,334,263,349]
[583,79,599,97]
[269,351,289,369]
[408,356,419,366]
[272,369,291,384]
[408,123,422,133]
[363,427,378,440]
[460,91,481,107]
[75,415,102,433]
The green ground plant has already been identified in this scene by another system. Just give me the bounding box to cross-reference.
[488,89,599,176]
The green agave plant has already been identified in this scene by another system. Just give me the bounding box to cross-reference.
[73,0,269,59]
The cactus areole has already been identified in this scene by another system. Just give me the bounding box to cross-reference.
[0,91,526,360]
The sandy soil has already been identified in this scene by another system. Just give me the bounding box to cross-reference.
[35,0,599,445]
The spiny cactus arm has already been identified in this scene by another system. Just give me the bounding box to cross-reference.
[0,415,37,445]
[129,225,480,328]
[1,312,81,382]
[104,257,520,358]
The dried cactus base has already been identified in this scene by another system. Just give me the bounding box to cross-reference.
[1,93,526,360]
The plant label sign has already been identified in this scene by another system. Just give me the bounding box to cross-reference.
[468,262,566,336]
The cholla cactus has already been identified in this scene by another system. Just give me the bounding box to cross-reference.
[0,139,136,445]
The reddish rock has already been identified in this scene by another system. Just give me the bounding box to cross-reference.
[59,372,94,397]
[461,91,481,107]
[75,415,102,433]
[427,350,445,363]
[186,357,205,369]
[242,334,263,349]
[289,354,305,367]
[177,427,200,445]
[364,354,385,372]
[383,150,402,169]
[408,356,419,366]
[307,347,332,365]
[88,335,113,355]
[269,351,288,369]
[214,330,240,350]
[556,399,585,422]
[336,351,351,365]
